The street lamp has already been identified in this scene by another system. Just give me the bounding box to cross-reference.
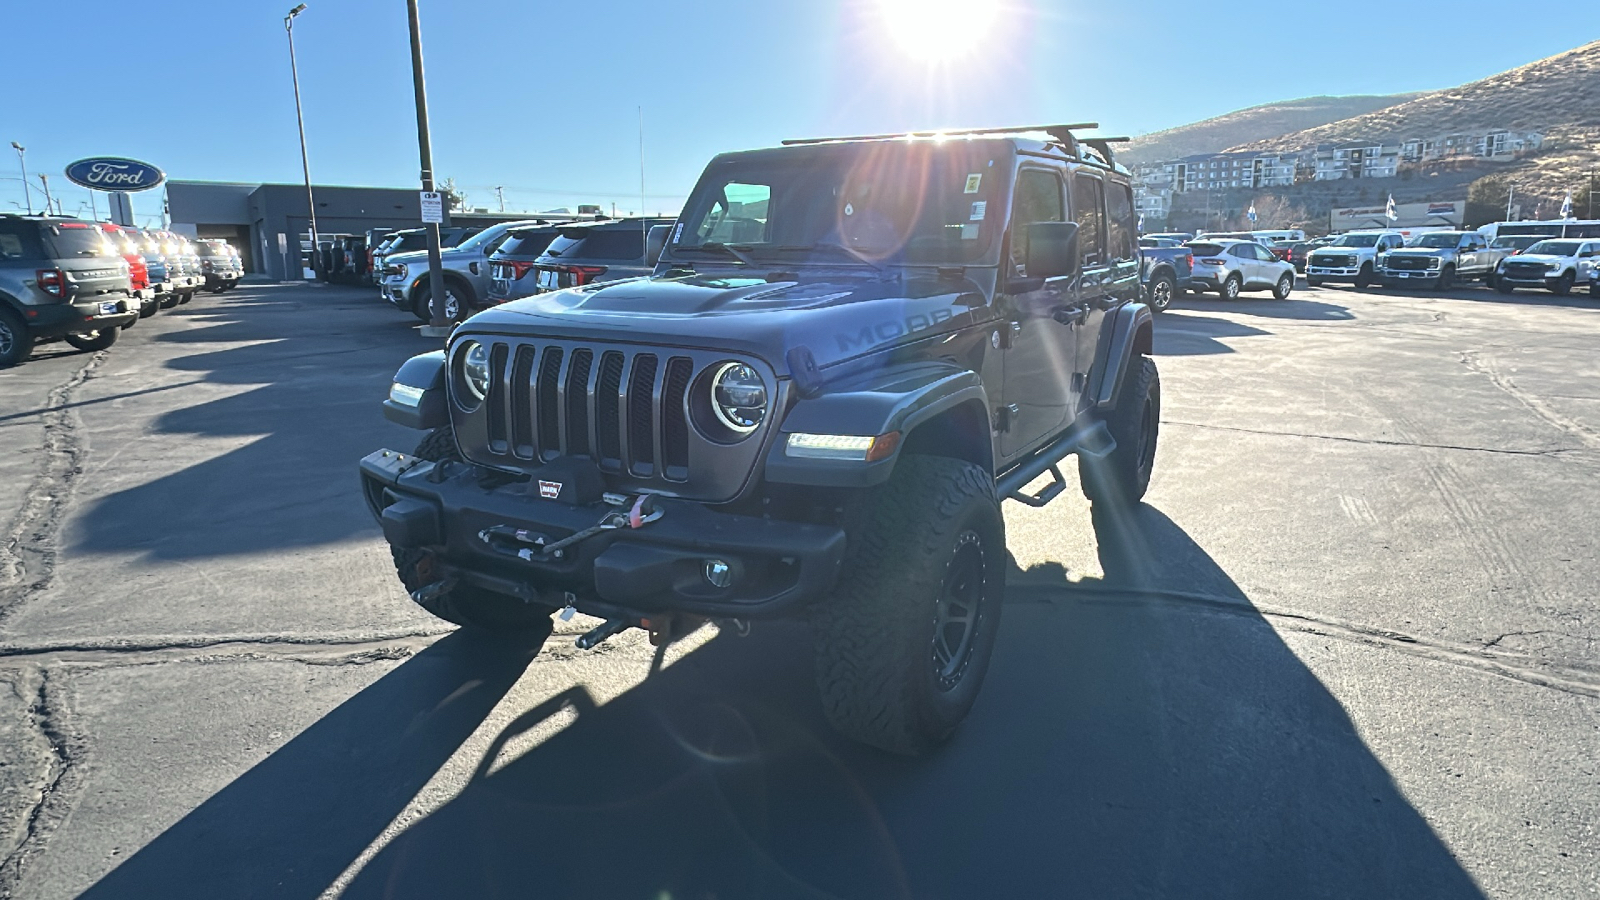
[284,3,319,280]
[10,142,31,215]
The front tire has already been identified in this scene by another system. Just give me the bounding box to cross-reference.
[1146,272,1176,313]
[1272,273,1293,300]
[1219,274,1241,299]
[1355,264,1374,289]
[412,280,472,324]
[1496,279,1516,295]
[1437,265,1455,290]
[389,424,556,637]
[1306,275,1323,287]
[1550,271,1575,296]
[812,455,1005,755]
[64,328,119,352]
[1079,356,1160,508]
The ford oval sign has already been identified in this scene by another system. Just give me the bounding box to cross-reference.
[64,157,166,193]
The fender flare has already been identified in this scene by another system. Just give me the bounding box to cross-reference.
[382,350,449,430]
[1089,302,1155,411]
[764,361,992,488]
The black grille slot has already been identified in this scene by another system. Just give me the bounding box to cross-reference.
[536,347,564,459]
[627,354,659,476]
[486,343,510,452]
[509,345,537,458]
[595,351,625,470]
[564,349,593,457]
[662,357,693,478]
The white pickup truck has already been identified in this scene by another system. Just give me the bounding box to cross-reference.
[1305,230,1407,288]
[1493,238,1600,296]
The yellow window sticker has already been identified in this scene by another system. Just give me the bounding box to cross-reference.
[964,174,982,194]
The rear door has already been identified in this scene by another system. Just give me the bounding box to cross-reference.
[1227,243,1258,286]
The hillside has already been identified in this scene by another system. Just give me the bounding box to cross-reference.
[1120,94,1422,165]
[1233,40,1600,154]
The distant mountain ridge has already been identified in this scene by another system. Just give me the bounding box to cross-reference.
[1120,94,1424,166]
[1233,40,1600,153]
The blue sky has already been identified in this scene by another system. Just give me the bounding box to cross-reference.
[0,0,1584,225]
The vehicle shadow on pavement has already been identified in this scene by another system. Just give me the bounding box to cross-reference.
[76,631,538,899]
[324,505,1482,899]
[1151,311,1273,356]
[1179,295,1354,321]
[69,291,429,561]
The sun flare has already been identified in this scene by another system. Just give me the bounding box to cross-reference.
[877,0,1002,62]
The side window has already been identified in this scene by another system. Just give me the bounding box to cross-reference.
[1105,181,1135,262]
[1008,168,1064,274]
[0,221,48,260]
[1254,244,1276,262]
[1071,174,1105,266]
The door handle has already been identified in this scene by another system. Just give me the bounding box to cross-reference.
[1052,305,1086,326]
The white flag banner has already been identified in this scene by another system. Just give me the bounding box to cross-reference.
[1561,191,1573,219]
[1385,195,1398,222]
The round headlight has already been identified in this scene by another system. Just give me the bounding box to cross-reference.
[711,362,767,433]
[460,341,491,402]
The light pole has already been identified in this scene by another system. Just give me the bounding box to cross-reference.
[407,0,450,336]
[37,174,56,216]
[285,4,319,280]
[10,142,31,215]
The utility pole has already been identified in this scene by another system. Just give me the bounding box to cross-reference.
[10,143,31,214]
[37,174,55,216]
[494,185,504,213]
[285,4,319,281]
[408,0,450,338]
[1506,184,1514,222]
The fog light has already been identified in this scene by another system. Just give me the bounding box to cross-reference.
[703,559,733,588]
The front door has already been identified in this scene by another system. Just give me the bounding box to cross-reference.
[999,166,1075,459]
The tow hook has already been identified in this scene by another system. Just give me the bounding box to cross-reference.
[411,577,457,606]
[576,618,631,650]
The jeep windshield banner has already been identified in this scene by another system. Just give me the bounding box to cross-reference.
[63,158,166,192]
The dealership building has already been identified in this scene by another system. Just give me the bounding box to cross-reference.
[163,181,548,281]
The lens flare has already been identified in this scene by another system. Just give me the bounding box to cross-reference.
[877,0,1002,62]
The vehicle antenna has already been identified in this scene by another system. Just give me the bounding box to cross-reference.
[638,106,647,251]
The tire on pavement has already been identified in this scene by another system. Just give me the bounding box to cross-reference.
[0,307,34,368]
[811,454,1005,756]
[1079,355,1161,508]
[1306,275,1322,287]
[1496,279,1516,295]
[389,423,557,639]
[1219,274,1241,299]
[1550,271,1575,296]
[1147,272,1176,312]
[1437,265,1455,290]
[1355,263,1374,289]
[412,279,473,324]
[64,328,119,352]
[1272,273,1293,300]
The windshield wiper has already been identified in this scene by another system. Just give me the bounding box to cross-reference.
[674,242,756,266]
[762,242,888,272]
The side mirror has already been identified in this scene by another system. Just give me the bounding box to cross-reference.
[1025,221,1081,281]
[645,224,671,266]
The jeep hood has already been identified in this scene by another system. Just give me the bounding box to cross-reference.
[458,271,995,375]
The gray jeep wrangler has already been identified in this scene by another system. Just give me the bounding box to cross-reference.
[361,124,1160,754]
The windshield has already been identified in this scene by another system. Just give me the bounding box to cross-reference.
[1526,240,1582,256]
[1492,235,1547,249]
[1411,233,1463,248]
[671,143,1008,265]
[1332,234,1381,247]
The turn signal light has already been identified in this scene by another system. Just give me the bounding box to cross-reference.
[785,431,901,462]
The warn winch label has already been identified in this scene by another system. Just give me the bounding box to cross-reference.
[538,480,562,499]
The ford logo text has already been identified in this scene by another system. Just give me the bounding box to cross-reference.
[63,158,166,192]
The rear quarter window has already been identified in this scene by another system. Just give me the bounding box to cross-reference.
[547,228,645,261]
[0,221,47,260]
[496,230,559,257]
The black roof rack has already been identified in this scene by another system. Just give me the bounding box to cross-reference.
[781,124,1134,171]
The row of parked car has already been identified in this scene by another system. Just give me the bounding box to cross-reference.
[1136,228,1600,310]
[368,217,671,322]
[0,214,242,367]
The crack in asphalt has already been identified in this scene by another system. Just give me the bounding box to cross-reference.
[1013,584,1600,700]
[0,352,107,622]
[1459,350,1600,450]
[0,628,454,666]
[1161,419,1583,456]
[0,670,81,899]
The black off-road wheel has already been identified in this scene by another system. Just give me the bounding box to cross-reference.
[811,455,1005,756]
[1496,279,1516,295]
[390,424,555,638]
[0,308,33,368]
[64,328,119,352]
[1550,271,1575,296]
[1147,272,1176,312]
[1079,356,1161,508]
[159,293,181,309]
[1306,275,1323,287]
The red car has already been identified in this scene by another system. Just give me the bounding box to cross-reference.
[96,223,156,320]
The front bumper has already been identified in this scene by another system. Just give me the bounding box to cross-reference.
[1497,270,1563,289]
[1306,263,1367,280]
[26,296,138,339]
[1381,267,1441,282]
[359,449,847,619]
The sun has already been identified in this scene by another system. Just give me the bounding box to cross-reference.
[877,0,1002,62]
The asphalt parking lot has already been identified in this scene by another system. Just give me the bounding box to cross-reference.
[0,279,1596,898]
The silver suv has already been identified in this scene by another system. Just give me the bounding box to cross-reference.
[1187,238,1296,299]
[380,221,539,322]
[0,215,138,367]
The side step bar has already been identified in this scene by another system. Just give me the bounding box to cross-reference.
[995,420,1115,507]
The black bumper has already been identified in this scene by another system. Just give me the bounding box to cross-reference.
[27,296,137,339]
[359,449,847,619]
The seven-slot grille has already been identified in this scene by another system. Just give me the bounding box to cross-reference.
[475,340,703,482]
